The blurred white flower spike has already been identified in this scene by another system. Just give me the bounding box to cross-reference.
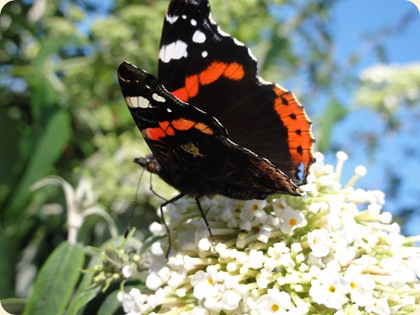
[407,0,420,13]
[0,0,13,14]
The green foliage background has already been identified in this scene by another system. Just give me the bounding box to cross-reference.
[0,0,418,313]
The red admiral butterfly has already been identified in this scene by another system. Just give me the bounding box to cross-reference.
[118,0,315,203]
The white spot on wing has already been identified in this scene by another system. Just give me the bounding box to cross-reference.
[159,40,188,63]
[166,15,179,24]
[191,19,197,26]
[152,93,166,103]
[182,14,187,19]
[126,96,150,108]
[202,51,208,58]
[192,30,206,43]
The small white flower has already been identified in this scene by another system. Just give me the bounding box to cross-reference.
[278,253,295,269]
[309,262,349,309]
[167,269,187,289]
[256,289,292,314]
[239,199,268,230]
[307,229,332,257]
[145,272,164,291]
[197,237,212,251]
[257,225,272,243]
[277,206,307,233]
[344,265,375,307]
[221,289,241,310]
[191,306,209,315]
[122,265,135,278]
[248,249,265,269]
[190,266,220,300]
[117,288,147,313]
[365,298,391,315]
[149,221,164,234]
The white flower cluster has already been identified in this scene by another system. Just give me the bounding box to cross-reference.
[356,62,420,112]
[117,152,420,314]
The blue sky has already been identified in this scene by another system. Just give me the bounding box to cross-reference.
[327,0,420,235]
[333,0,419,66]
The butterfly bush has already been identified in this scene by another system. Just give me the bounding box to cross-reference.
[115,152,420,314]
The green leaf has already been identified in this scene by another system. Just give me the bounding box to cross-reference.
[23,242,85,315]
[97,289,123,315]
[0,108,20,194]
[66,285,101,315]
[4,110,71,222]
[29,37,78,119]
[67,236,133,315]
[66,250,104,315]
[0,234,19,299]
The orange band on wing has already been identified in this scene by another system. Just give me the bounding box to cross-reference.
[172,118,214,135]
[273,85,314,168]
[171,62,245,102]
[143,119,214,142]
[159,121,175,136]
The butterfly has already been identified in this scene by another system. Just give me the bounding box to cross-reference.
[117,0,315,249]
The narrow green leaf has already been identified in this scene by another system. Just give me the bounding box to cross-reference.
[0,234,19,298]
[29,37,78,119]
[23,242,85,315]
[97,290,123,315]
[66,285,101,315]
[66,251,103,315]
[4,110,71,222]
[0,108,20,192]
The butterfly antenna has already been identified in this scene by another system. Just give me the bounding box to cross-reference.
[124,167,145,238]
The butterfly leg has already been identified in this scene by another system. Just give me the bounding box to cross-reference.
[160,193,185,257]
[149,175,168,202]
[195,196,214,245]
